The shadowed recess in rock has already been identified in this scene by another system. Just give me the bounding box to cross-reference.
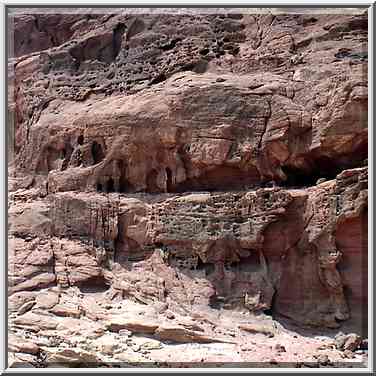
[7,10,368,367]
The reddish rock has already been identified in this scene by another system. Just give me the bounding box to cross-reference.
[9,291,36,312]
[13,311,58,332]
[50,303,81,319]
[105,317,159,334]
[8,334,40,355]
[154,324,234,344]
[35,290,60,309]
[7,8,368,367]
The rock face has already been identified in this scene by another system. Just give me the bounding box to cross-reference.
[8,8,368,368]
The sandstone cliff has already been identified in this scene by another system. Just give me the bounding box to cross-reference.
[8,8,368,367]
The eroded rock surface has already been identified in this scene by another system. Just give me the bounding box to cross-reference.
[8,8,368,368]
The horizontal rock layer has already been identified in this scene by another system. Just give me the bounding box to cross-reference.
[8,8,368,367]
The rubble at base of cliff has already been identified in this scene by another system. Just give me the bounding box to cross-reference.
[8,8,368,368]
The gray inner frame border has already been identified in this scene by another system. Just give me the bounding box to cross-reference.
[2,2,374,373]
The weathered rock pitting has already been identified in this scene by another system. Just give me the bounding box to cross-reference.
[8,8,368,368]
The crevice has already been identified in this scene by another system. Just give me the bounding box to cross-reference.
[263,292,276,316]
[166,167,173,193]
[112,23,126,61]
[149,73,167,86]
[33,16,42,33]
[254,16,264,50]
[257,99,272,150]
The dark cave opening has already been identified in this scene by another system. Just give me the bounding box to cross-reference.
[78,276,111,293]
[119,176,127,193]
[77,135,84,145]
[106,178,115,193]
[281,158,349,188]
[94,150,368,195]
[280,141,367,188]
[91,141,105,164]
[166,167,173,193]
[116,160,131,193]
[96,183,103,192]
[281,166,321,187]
[195,256,206,271]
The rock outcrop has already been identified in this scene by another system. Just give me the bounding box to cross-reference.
[8,7,368,368]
